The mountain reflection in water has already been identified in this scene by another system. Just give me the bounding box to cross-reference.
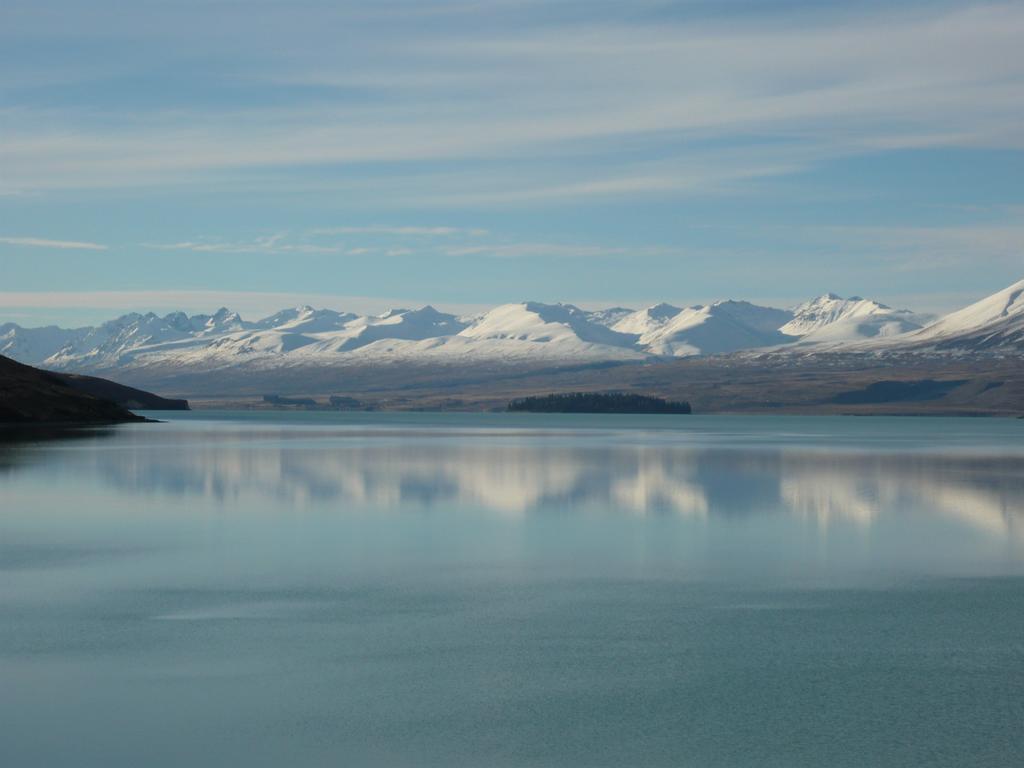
[5,418,1022,541]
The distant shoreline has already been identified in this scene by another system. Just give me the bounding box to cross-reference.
[160,355,1021,418]
[175,401,1022,419]
[508,392,691,415]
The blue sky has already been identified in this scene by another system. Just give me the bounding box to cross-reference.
[2,0,1022,326]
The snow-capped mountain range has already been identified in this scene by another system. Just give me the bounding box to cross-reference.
[2,280,1022,377]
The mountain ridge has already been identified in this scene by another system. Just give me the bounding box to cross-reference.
[2,281,1022,383]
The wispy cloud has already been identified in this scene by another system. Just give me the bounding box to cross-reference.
[142,234,343,255]
[142,229,492,255]
[806,224,1024,269]
[140,227,670,261]
[444,242,670,259]
[309,226,488,236]
[2,3,1022,201]
[0,236,107,251]
[423,160,806,206]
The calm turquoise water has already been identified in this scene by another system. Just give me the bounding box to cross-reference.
[2,412,1023,767]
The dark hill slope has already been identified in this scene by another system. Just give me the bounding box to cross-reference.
[55,372,189,410]
[0,354,148,424]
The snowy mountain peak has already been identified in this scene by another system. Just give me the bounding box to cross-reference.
[310,305,469,353]
[163,311,194,331]
[257,306,358,333]
[611,303,683,335]
[781,294,921,343]
[898,278,1024,351]
[649,302,682,315]
[191,307,249,335]
[399,305,447,320]
[926,278,1024,329]
[205,306,240,325]
[586,307,634,328]
[639,300,793,357]
[460,302,636,348]
[377,305,459,326]
[706,299,791,323]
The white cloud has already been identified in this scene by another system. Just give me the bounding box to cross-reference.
[0,236,107,251]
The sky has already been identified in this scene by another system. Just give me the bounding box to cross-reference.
[1,0,1023,327]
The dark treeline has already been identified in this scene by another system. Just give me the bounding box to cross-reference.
[508,392,691,414]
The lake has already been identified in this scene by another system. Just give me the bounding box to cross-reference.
[2,412,1023,767]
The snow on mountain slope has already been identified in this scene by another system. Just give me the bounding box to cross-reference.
[586,307,635,328]
[781,294,924,344]
[894,278,1024,352]
[611,303,682,336]
[189,307,252,335]
[114,306,469,370]
[118,303,641,370]
[641,301,794,357]
[0,322,83,364]
[4,281,1022,377]
[460,302,638,349]
[45,312,201,368]
[205,330,321,356]
[254,306,358,333]
[330,333,646,364]
[291,303,643,363]
[0,308,258,371]
[309,306,468,354]
[184,306,359,359]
